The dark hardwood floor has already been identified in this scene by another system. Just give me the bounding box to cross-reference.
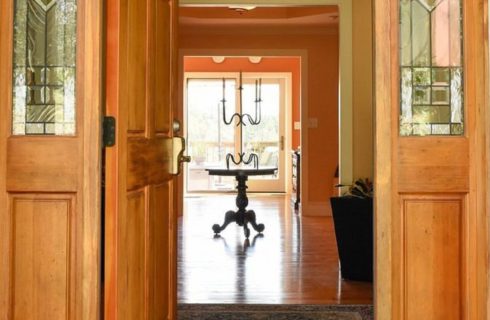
[178,194,373,304]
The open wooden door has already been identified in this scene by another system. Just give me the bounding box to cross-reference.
[375,0,488,319]
[0,0,102,319]
[105,0,181,319]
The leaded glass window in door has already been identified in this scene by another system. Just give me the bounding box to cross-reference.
[400,0,463,136]
[12,0,77,135]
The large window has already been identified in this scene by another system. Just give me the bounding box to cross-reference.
[185,73,288,192]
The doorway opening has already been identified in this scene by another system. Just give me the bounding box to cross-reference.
[176,3,374,310]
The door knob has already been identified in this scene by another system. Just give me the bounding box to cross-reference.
[170,136,191,175]
[173,119,181,134]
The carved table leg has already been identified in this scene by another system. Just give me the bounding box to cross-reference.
[243,222,251,238]
[245,210,265,233]
[212,173,265,238]
[212,210,236,234]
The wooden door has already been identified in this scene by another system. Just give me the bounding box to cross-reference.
[374,0,488,319]
[104,0,179,319]
[0,0,102,319]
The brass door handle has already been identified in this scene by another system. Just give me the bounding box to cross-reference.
[180,155,191,163]
[170,136,191,175]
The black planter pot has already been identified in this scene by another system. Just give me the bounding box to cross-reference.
[330,196,373,282]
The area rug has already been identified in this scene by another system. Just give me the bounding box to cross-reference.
[178,304,374,320]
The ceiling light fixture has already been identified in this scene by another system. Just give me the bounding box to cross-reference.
[212,56,226,64]
[248,56,262,64]
[228,5,257,13]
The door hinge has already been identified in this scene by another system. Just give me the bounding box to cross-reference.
[103,116,116,147]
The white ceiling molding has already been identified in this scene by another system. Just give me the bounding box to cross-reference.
[180,0,339,6]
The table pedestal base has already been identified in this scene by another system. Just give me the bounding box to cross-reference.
[212,174,265,238]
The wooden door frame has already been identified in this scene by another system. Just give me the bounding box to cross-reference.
[374,0,489,319]
[78,1,103,318]
[0,0,103,318]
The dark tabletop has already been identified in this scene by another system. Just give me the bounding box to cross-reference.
[206,167,277,176]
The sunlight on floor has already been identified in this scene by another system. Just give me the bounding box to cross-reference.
[177,194,373,304]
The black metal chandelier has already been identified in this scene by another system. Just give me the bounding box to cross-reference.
[221,71,263,169]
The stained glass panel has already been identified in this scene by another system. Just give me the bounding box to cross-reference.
[12,0,77,135]
[399,0,463,136]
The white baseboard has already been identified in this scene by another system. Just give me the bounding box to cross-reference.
[301,201,332,216]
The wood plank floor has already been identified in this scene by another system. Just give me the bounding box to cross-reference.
[178,194,373,304]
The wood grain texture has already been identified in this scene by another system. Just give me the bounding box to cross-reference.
[397,139,469,193]
[127,137,172,191]
[105,0,177,318]
[402,196,463,320]
[127,0,148,134]
[373,0,393,318]
[482,2,490,317]
[0,0,101,318]
[79,0,103,318]
[11,195,75,320]
[6,138,78,192]
[375,0,489,319]
[149,184,171,319]
[118,191,147,320]
[0,0,14,317]
[155,0,172,134]
[465,1,489,318]
[178,195,373,305]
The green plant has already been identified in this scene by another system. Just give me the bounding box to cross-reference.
[345,178,373,198]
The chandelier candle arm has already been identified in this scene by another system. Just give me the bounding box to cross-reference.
[220,71,264,168]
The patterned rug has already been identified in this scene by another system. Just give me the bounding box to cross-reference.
[178,304,374,320]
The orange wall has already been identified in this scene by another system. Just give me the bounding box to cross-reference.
[180,29,339,204]
[184,56,301,149]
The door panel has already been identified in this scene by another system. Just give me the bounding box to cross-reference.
[374,0,488,319]
[119,191,146,318]
[397,139,469,192]
[150,183,171,319]
[105,0,178,318]
[11,194,76,320]
[7,138,79,191]
[155,0,172,134]
[403,196,463,320]
[0,0,102,319]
